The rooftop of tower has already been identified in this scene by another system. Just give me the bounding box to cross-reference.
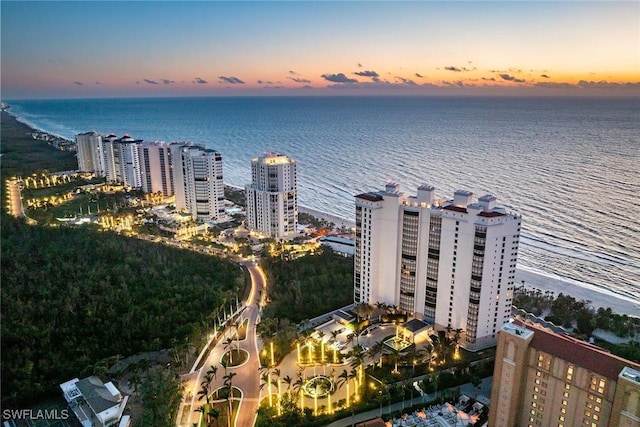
[355,193,384,202]
[513,319,640,381]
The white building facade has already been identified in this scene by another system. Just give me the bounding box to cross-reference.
[171,143,224,221]
[112,135,143,189]
[139,141,174,196]
[354,183,521,350]
[245,153,297,238]
[76,131,105,177]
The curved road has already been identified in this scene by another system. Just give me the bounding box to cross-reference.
[177,259,264,427]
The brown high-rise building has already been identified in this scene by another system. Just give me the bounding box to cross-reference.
[489,320,640,427]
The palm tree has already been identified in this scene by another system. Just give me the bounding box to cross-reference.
[272,368,282,416]
[368,340,384,368]
[197,384,210,407]
[207,365,218,386]
[375,301,387,322]
[327,369,335,414]
[194,405,206,426]
[208,408,220,427]
[224,337,236,365]
[452,328,464,359]
[293,371,305,412]
[349,345,365,398]
[317,331,326,364]
[223,372,236,427]
[259,366,273,408]
[330,329,340,363]
[220,358,229,377]
[389,346,402,374]
[337,369,350,407]
[282,375,293,400]
[234,318,243,347]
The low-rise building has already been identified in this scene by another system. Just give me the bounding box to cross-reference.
[60,376,128,427]
[319,235,355,257]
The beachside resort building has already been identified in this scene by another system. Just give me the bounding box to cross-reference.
[245,153,297,238]
[354,182,521,350]
[139,141,174,196]
[60,376,129,427]
[76,131,106,177]
[171,143,224,221]
[489,319,640,427]
[74,132,225,220]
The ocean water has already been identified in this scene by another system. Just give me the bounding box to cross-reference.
[6,96,640,306]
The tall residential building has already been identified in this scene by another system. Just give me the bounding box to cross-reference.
[489,320,640,427]
[76,131,105,176]
[245,153,297,238]
[354,183,521,350]
[101,133,118,183]
[171,143,224,221]
[139,141,174,196]
[112,135,143,188]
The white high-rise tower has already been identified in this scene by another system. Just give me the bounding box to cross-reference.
[171,143,224,221]
[245,153,297,238]
[354,183,521,350]
[76,131,105,176]
[139,141,174,196]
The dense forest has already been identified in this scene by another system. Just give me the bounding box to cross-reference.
[261,247,353,323]
[1,216,244,407]
[0,111,77,179]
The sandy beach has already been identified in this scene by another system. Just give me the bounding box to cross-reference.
[299,205,356,230]
[299,205,639,317]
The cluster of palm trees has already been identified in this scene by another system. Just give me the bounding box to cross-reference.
[194,317,246,427]
[195,364,238,427]
[354,301,403,324]
[260,364,363,417]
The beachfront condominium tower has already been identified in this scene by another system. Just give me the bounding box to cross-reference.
[76,131,105,177]
[96,134,144,188]
[245,153,297,238]
[489,319,640,427]
[354,183,521,350]
[139,141,174,196]
[171,143,224,221]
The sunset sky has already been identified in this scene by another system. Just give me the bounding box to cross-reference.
[2,1,639,99]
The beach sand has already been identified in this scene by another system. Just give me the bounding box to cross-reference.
[299,205,639,317]
[299,205,356,230]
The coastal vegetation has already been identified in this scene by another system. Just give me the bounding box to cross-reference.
[298,212,335,231]
[514,286,640,362]
[261,246,353,323]
[0,111,77,179]
[0,215,245,407]
[135,366,183,427]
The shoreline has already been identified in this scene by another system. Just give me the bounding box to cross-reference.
[6,109,638,317]
[298,204,639,317]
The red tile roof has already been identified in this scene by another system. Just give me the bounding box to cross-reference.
[516,320,640,380]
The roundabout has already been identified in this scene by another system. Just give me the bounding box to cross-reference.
[302,375,334,398]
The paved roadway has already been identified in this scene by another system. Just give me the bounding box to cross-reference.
[177,259,264,427]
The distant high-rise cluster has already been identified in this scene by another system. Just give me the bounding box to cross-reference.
[245,153,297,238]
[75,132,223,221]
[354,183,521,350]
